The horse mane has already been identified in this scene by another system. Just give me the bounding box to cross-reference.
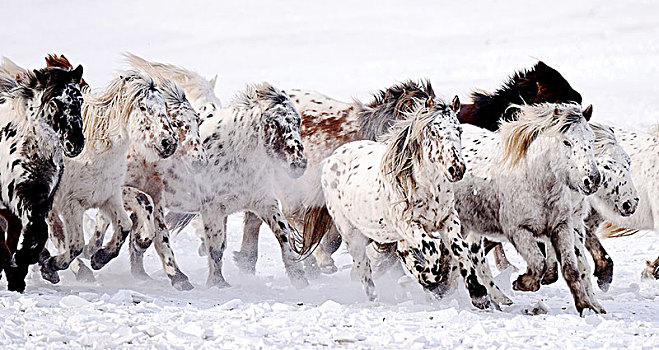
[0,57,27,80]
[498,102,584,167]
[82,70,158,152]
[467,61,582,131]
[123,52,220,108]
[233,82,290,111]
[380,98,448,215]
[589,122,618,157]
[44,54,89,90]
[359,79,435,141]
[158,79,190,107]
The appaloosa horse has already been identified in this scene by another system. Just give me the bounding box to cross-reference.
[0,64,85,292]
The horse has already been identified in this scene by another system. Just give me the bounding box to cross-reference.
[299,95,503,308]
[595,125,659,279]
[232,81,438,276]
[445,103,604,315]
[458,61,582,131]
[162,82,309,288]
[38,70,178,284]
[85,63,207,290]
[490,122,639,292]
[0,64,85,292]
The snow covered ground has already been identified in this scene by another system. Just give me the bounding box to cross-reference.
[0,0,658,348]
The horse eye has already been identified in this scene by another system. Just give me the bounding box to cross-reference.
[563,140,572,148]
[140,106,147,112]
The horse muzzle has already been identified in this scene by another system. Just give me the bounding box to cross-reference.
[446,162,466,182]
[617,197,639,217]
[158,137,178,159]
[579,171,601,195]
[63,138,84,158]
[288,158,308,179]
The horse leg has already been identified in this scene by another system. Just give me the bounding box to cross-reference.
[200,207,230,288]
[233,211,261,274]
[43,205,86,273]
[83,211,110,258]
[508,228,547,292]
[368,241,401,279]
[90,193,133,270]
[540,241,559,285]
[253,200,308,288]
[150,205,193,290]
[550,222,605,315]
[584,209,613,291]
[312,227,341,274]
[435,211,490,309]
[573,226,602,311]
[465,235,512,306]
[6,210,49,293]
[492,243,517,272]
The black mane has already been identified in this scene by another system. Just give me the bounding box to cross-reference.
[463,61,582,131]
[359,79,435,141]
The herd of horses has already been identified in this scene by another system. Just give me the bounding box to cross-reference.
[0,54,656,315]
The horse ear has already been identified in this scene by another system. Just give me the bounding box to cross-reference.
[536,61,548,70]
[71,65,84,83]
[33,69,47,86]
[553,105,560,116]
[425,97,434,108]
[209,74,218,89]
[450,95,460,113]
[583,104,593,121]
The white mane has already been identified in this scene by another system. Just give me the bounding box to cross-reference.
[123,53,220,110]
[82,70,158,152]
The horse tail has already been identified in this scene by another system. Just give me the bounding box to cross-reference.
[296,185,334,257]
[166,212,198,237]
[599,221,640,238]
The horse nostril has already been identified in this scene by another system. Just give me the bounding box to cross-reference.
[448,166,455,176]
[583,177,591,188]
[622,201,631,212]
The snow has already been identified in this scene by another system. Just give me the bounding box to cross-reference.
[0,0,658,348]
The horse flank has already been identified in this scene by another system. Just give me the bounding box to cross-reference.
[498,103,584,168]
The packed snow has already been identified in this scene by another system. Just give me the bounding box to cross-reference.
[0,0,658,348]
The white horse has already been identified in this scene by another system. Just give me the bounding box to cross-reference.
[0,64,85,292]
[85,74,207,290]
[39,70,178,283]
[595,125,659,278]
[301,96,501,309]
[450,103,605,315]
[163,82,309,288]
[491,122,639,292]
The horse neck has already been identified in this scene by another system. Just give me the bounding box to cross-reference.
[216,105,266,156]
[19,98,61,158]
[469,88,525,131]
[518,137,569,189]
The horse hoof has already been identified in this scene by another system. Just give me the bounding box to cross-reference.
[289,274,309,289]
[173,278,194,291]
[207,277,231,289]
[471,295,491,310]
[319,263,339,275]
[232,251,256,275]
[40,266,60,284]
[597,279,611,292]
[513,276,540,292]
[198,243,207,257]
[90,249,115,270]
